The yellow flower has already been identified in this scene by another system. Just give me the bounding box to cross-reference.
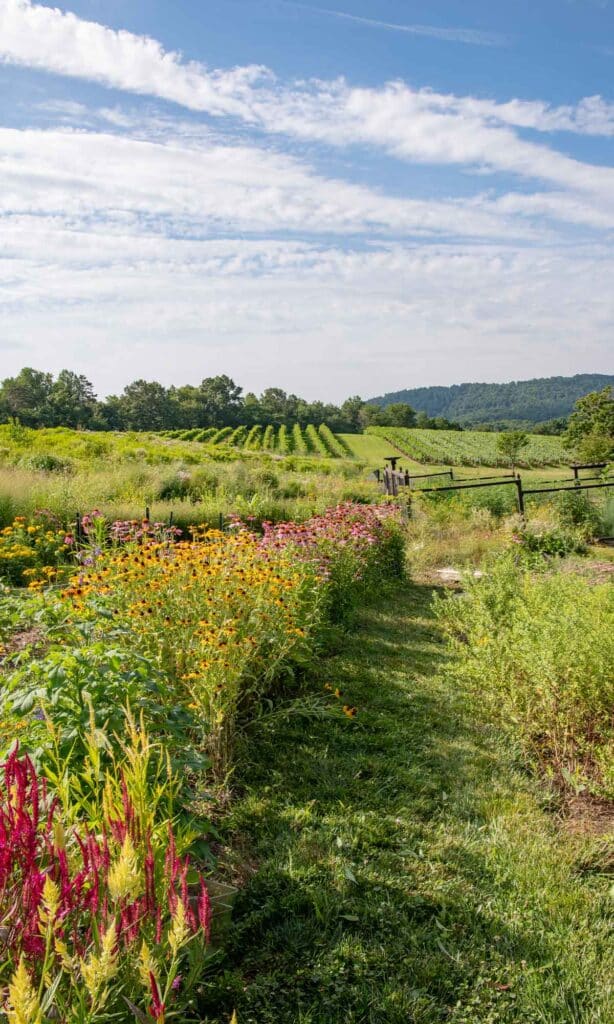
[54,937,74,972]
[80,921,118,1008]
[138,939,157,989]
[169,898,190,955]
[38,875,60,931]
[108,835,142,903]
[6,957,42,1024]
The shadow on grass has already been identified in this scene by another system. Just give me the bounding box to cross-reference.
[201,583,610,1024]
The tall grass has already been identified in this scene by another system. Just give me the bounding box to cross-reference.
[436,553,614,798]
[0,459,381,531]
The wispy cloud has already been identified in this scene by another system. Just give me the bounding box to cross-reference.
[0,1,613,393]
[282,2,508,47]
[0,126,544,241]
[1,1,613,200]
[3,225,612,398]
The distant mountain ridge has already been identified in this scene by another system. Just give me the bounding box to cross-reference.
[369,374,614,426]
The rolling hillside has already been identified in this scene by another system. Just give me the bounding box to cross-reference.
[369,373,614,426]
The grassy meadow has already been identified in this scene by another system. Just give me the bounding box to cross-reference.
[0,422,611,1022]
[0,424,383,532]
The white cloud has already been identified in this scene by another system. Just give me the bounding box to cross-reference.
[450,94,614,136]
[0,1,612,395]
[1,0,613,201]
[0,126,549,241]
[0,220,612,399]
[0,0,263,117]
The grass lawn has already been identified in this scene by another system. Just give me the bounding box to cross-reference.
[205,584,612,1023]
[337,432,416,465]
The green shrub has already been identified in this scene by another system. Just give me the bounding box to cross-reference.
[254,468,280,491]
[156,470,193,500]
[460,484,517,519]
[436,553,614,798]
[602,493,614,536]
[21,452,75,474]
[555,490,602,538]
[518,525,587,557]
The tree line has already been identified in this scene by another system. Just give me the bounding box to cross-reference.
[0,368,462,434]
[370,373,614,427]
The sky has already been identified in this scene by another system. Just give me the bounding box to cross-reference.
[0,1,613,401]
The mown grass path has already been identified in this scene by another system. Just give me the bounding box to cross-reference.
[205,584,612,1023]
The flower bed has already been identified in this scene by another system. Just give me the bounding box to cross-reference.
[0,502,404,1017]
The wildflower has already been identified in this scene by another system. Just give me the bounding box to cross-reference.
[139,939,157,990]
[38,874,60,930]
[168,898,190,955]
[197,877,212,941]
[54,937,74,972]
[149,972,166,1022]
[6,957,42,1024]
[108,834,142,904]
[342,705,358,719]
[80,921,118,1007]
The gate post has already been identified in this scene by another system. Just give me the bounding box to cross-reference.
[515,475,525,517]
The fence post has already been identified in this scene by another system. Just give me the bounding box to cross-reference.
[145,506,150,522]
[75,512,82,546]
[449,469,455,481]
[515,475,525,517]
[219,512,224,531]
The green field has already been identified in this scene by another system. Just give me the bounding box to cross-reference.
[369,425,571,467]
[337,431,404,463]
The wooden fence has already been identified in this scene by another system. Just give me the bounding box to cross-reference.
[379,462,614,517]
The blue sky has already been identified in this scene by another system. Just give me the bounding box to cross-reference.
[0,1,613,400]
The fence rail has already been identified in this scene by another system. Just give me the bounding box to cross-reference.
[380,461,613,516]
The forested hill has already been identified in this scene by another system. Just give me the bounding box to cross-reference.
[369,374,614,426]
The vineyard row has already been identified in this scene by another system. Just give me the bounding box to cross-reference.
[160,423,352,458]
[368,427,571,468]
